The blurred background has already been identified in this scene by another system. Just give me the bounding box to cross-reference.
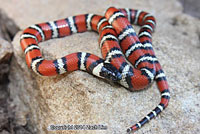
[179,0,200,19]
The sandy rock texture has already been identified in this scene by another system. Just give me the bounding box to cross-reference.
[0,0,199,134]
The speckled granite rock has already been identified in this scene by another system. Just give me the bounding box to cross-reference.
[1,0,199,134]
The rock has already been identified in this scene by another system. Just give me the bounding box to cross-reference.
[14,126,32,134]
[0,130,10,134]
[0,10,19,42]
[0,38,12,63]
[179,0,200,19]
[0,38,12,84]
[0,0,199,134]
[0,100,9,131]
[0,11,19,134]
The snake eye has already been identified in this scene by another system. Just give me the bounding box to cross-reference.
[100,63,122,82]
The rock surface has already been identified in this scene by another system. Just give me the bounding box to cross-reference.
[0,10,25,134]
[0,38,12,83]
[0,0,199,134]
[179,0,200,19]
[0,10,19,42]
[0,38,12,63]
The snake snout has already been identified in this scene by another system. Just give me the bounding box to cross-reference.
[100,63,122,82]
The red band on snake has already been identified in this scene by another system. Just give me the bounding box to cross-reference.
[20,7,170,133]
[105,7,169,132]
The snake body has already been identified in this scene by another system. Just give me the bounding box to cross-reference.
[20,7,170,133]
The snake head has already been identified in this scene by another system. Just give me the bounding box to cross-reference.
[100,63,122,82]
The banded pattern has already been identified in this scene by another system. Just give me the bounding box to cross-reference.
[20,7,170,133]
[99,21,155,90]
[106,7,170,133]
[20,14,122,81]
